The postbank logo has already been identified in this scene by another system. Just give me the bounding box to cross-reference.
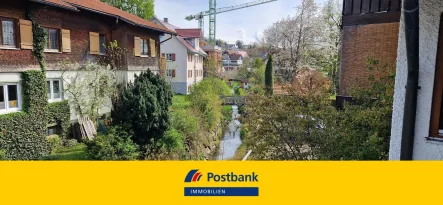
[183,169,259,197]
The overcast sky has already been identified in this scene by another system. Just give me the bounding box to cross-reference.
[155,0,315,44]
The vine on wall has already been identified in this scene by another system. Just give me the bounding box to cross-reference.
[29,16,46,72]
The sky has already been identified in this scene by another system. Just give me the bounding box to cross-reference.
[154,0,307,44]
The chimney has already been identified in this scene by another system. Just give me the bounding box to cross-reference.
[164,18,168,23]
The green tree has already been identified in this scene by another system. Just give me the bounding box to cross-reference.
[203,56,219,77]
[112,71,173,158]
[254,58,264,69]
[236,40,244,49]
[101,0,155,20]
[265,55,274,96]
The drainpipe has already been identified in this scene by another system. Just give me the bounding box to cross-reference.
[400,0,419,160]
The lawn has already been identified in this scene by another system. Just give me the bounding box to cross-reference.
[42,143,90,160]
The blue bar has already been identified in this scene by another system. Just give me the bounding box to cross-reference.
[184,187,259,196]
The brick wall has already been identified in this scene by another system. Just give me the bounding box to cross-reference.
[339,22,399,95]
[0,0,161,72]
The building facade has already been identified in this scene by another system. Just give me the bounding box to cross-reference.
[152,18,207,94]
[339,0,401,95]
[0,0,174,120]
[390,0,443,159]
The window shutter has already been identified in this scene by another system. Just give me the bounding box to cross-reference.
[61,29,71,52]
[134,36,141,57]
[89,32,100,55]
[172,53,176,61]
[19,19,33,49]
[150,39,156,57]
[172,70,176,77]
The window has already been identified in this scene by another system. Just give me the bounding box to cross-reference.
[99,34,106,55]
[47,79,62,102]
[0,18,15,47]
[166,70,175,77]
[0,84,21,112]
[166,53,173,61]
[140,38,149,56]
[43,27,60,51]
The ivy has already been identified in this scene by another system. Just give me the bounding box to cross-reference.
[0,71,50,159]
[30,17,46,72]
[47,101,71,139]
[0,71,71,159]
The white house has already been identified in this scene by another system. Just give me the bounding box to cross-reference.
[222,52,243,71]
[152,18,207,94]
[389,0,443,159]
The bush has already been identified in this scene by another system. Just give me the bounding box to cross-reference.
[85,127,139,160]
[0,71,51,160]
[47,135,62,151]
[113,71,173,158]
[0,149,6,160]
[63,139,78,147]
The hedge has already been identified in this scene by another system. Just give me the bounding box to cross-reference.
[47,100,71,139]
[0,71,70,160]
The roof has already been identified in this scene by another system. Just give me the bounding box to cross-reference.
[157,18,180,31]
[175,29,201,38]
[34,0,175,34]
[154,18,206,56]
[230,53,243,60]
[238,50,249,58]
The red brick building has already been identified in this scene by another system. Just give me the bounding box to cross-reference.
[0,0,175,118]
[339,0,401,95]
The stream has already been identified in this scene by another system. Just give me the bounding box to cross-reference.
[216,105,242,160]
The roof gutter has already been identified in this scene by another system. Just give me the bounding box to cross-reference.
[160,34,173,44]
[400,0,419,160]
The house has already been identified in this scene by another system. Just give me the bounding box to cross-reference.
[151,17,207,94]
[0,0,175,121]
[339,0,401,95]
[222,51,244,71]
[389,0,443,160]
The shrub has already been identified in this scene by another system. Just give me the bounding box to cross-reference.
[85,127,139,160]
[47,135,62,151]
[0,150,6,160]
[113,71,173,158]
[63,139,78,148]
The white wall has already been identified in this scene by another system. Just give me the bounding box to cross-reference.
[390,0,443,159]
[186,53,204,92]
[161,36,188,93]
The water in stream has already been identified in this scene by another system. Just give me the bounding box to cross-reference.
[216,105,242,160]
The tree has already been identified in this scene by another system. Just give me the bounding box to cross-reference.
[203,56,219,77]
[112,71,173,158]
[315,0,342,94]
[101,0,155,20]
[61,61,116,121]
[265,55,274,96]
[259,0,324,81]
[254,58,264,69]
[236,40,244,49]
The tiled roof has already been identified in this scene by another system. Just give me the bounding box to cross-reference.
[230,53,242,60]
[155,18,206,56]
[36,0,175,34]
[35,0,78,10]
[157,19,180,31]
[175,29,201,38]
